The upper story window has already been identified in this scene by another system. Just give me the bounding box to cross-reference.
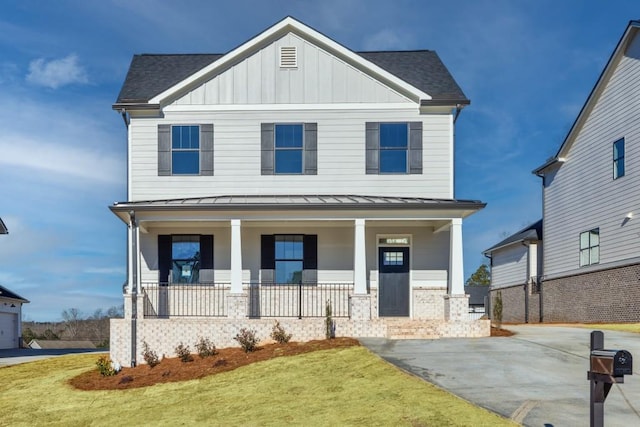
[613,138,625,179]
[261,123,317,175]
[172,126,200,174]
[366,122,422,175]
[579,228,599,267]
[275,124,303,174]
[158,124,213,176]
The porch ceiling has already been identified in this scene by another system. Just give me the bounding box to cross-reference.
[110,194,485,224]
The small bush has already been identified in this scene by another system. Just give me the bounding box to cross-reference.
[142,341,160,367]
[195,337,217,358]
[175,342,194,362]
[234,328,259,353]
[96,356,119,376]
[270,320,292,344]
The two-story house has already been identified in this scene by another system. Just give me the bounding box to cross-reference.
[109,17,487,366]
[487,21,640,324]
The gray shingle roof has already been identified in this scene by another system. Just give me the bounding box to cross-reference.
[115,50,468,105]
[0,284,28,302]
[483,219,543,254]
[0,217,7,234]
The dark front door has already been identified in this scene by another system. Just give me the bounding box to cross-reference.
[379,247,410,317]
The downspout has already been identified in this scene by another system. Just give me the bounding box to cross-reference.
[522,241,530,324]
[484,253,492,320]
[130,210,137,367]
[534,171,545,323]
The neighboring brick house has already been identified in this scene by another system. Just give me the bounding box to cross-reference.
[487,20,640,323]
[109,16,487,366]
[484,220,542,323]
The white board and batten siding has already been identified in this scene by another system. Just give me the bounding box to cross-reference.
[543,31,640,278]
[128,32,454,202]
[490,245,528,289]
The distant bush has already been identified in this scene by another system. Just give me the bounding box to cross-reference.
[195,337,217,358]
[142,341,160,367]
[270,321,292,344]
[234,328,259,353]
[96,356,120,376]
[175,342,194,362]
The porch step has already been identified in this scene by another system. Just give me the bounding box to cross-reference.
[385,320,440,339]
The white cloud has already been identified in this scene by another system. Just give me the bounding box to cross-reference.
[363,29,412,51]
[26,54,88,89]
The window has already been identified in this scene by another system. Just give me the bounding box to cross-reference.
[275,235,304,284]
[261,234,317,284]
[157,124,213,176]
[380,123,408,173]
[579,229,600,267]
[365,122,422,174]
[261,123,317,175]
[383,251,404,266]
[613,138,625,179]
[275,124,303,174]
[172,126,200,174]
[171,236,200,283]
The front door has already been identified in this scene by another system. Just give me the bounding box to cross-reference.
[379,247,410,317]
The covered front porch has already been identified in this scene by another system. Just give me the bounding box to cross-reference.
[109,195,488,365]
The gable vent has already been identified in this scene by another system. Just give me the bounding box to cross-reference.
[279,46,297,68]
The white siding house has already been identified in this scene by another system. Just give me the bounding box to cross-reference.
[0,219,29,349]
[532,20,640,322]
[109,17,487,366]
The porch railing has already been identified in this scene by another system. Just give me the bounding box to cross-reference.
[248,283,353,318]
[141,282,229,318]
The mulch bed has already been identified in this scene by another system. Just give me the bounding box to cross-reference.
[69,337,360,391]
[491,327,515,337]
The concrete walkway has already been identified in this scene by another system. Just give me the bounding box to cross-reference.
[361,325,640,427]
[0,348,106,367]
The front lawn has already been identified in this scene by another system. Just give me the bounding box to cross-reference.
[0,346,515,426]
[579,323,640,333]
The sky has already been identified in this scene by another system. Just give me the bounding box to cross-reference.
[0,0,638,321]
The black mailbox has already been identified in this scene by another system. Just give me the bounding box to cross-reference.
[590,349,633,377]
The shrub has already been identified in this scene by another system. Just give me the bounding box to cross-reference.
[493,290,503,327]
[142,341,160,367]
[234,328,259,353]
[96,355,119,376]
[270,320,292,344]
[195,337,217,358]
[175,342,194,362]
[325,300,335,339]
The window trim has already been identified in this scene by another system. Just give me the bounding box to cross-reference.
[274,123,304,175]
[171,125,200,175]
[158,123,213,176]
[613,138,625,180]
[579,228,600,267]
[379,122,409,174]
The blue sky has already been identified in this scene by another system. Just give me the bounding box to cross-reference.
[0,0,637,321]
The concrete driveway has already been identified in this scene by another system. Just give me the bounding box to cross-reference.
[0,348,106,367]
[361,325,640,427]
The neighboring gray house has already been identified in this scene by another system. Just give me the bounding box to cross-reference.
[483,220,542,323]
[109,16,487,366]
[0,284,29,349]
[533,20,640,323]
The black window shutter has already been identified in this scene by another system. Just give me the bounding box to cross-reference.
[409,121,423,174]
[200,124,214,176]
[200,235,214,269]
[365,122,379,174]
[261,123,274,175]
[303,235,318,269]
[158,235,172,284]
[304,123,317,175]
[260,235,275,269]
[158,125,171,176]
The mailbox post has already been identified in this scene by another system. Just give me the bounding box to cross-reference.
[588,331,633,427]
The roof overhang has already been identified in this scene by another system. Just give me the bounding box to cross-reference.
[0,217,7,234]
[146,16,431,108]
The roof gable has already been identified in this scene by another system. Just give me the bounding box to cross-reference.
[114,17,468,108]
[534,21,640,174]
[0,284,29,303]
[483,219,542,254]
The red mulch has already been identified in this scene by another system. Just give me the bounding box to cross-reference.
[491,327,515,337]
[69,337,359,391]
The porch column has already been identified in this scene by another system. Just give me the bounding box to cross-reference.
[230,219,243,294]
[353,218,367,294]
[448,218,464,295]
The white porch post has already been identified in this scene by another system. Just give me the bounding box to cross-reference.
[354,218,367,294]
[230,219,243,294]
[448,218,464,295]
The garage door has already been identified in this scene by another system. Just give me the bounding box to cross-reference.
[0,312,17,349]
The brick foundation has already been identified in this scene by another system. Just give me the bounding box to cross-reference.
[490,283,541,323]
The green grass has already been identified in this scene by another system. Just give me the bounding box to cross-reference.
[0,347,515,426]
[578,323,640,333]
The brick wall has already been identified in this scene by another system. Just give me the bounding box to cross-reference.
[490,283,542,323]
[542,263,640,322]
